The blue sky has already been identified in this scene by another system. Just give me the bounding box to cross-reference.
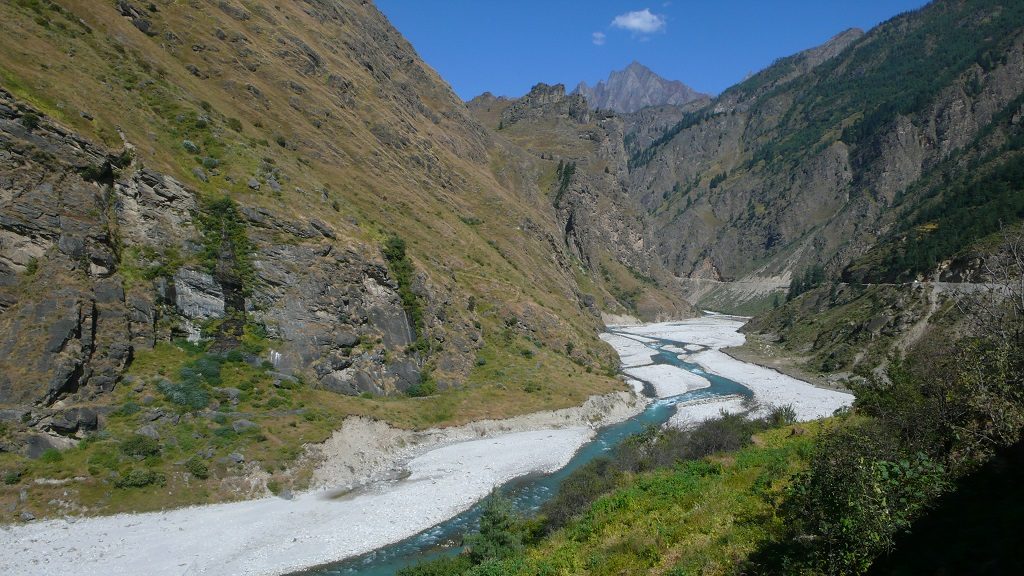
[376,1,930,100]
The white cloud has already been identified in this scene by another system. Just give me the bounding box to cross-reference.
[611,8,666,34]
[592,31,606,46]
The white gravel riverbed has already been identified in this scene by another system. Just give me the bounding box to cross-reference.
[2,314,851,575]
[606,315,853,427]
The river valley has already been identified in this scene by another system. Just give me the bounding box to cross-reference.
[1,316,853,576]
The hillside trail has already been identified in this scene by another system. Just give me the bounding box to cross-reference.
[897,272,942,356]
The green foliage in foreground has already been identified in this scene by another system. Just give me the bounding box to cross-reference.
[400,405,803,576]
[402,308,1024,576]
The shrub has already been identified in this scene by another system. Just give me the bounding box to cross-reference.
[19,112,40,130]
[158,378,210,410]
[184,456,210,479]
[115,468,166,488]
[3,469,23,485]
[114,401,140,416]
[466,493,528,564]
[120,434,161,459]
[406,378,437,398]
[396,556,473,576]
[39,449,63,463]
[781,424,948,574]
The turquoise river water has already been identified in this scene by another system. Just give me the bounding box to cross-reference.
[293,332,752,576]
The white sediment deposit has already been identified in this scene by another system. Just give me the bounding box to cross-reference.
[2,315,852,576]
[0,392,645,576]
[605,315,854,428]
[624,364,710,398]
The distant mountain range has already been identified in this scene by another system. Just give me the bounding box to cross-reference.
[573,61,708,113]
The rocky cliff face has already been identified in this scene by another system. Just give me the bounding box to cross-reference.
[625,2,1024,308]
[574,61,708,113]
[500,83,591,126]
[0,0,653,464]
[469,84,695,321]
[0,88,451,453]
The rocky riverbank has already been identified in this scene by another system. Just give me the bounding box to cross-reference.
[0,390,645,576]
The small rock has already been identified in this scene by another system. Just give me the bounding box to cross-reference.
[20,511,35,522]
[228,452,244,464]
[267,177,281,193]
[232,419,257,433]
[135,424,160,439]
[247,178,261,191]
[192,167,208,182]
[80,111,94,120]
[215,387,241,402]
[141,395,155,405]
[144,409,164,422]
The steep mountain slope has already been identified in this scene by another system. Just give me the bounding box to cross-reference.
[0,0,688,503]
[468,84,695,321]
[574,61,708,113]
[627,1,1024,312]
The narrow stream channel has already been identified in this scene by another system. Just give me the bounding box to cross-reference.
[294,330,753,576]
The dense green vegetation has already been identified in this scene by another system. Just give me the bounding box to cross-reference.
[398,404,801,576]
[751,0,1024,172]
[849,149,1024,282]
[552,160,576,208]
[382,235,425,344]
[197,196,256,296]
[786,264,825,301]
[400,273,1024,575]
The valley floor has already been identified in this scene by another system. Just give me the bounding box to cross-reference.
[0,315,851,576]
[604,315,853,426]
[0,394,643,576]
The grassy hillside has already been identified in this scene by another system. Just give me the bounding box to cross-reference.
[400,305,1024,575]
[0,0,655,519]
[0,0,632,409]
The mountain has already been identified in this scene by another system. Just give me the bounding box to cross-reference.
[0,0,691,515]
[626,2,1024,309]
[573,61,708,113]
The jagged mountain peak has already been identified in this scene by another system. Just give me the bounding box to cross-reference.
[574,62,708,113]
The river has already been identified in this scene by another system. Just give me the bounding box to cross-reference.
[295,323,757,576]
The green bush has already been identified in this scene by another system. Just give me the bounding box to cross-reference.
[115,468,166,488]
[184,456,210,479]
[158,377,210,410]
[781,425,948,574]
[114,400,140,416]
[19,112,40,130]
[466,493,529,564]
[120,434,161,459]
[39,448,63,463]
[406,378,438,398]
[382,235,426,347]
